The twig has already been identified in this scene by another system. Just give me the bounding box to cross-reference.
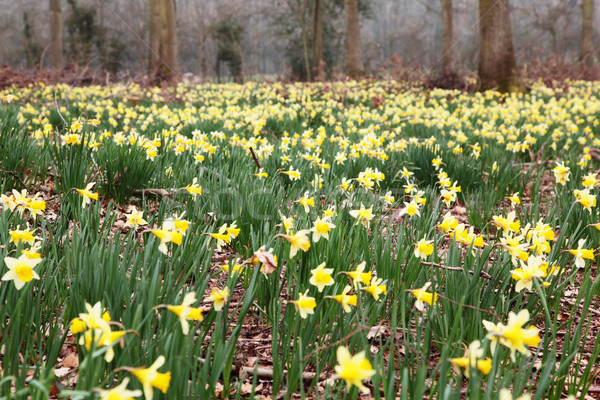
[248,147,262,170]
[135,188,172,198]
[420,260,493,279]
[436,293,502,321]
[562,299,600,316]
[0,169,28,191]
[54,90,68,126]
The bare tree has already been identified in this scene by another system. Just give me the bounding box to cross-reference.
[581,0,595,66]
[312,0,324,80]
[478,0,523,92]
[148,0,160,73]
[344,0,364,77]
[49,0,64,69]
[441,0,453,71]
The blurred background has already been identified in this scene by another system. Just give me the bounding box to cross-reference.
[0,0,597,85]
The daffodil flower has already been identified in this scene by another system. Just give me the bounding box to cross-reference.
[340,261,371,289]
[510,255,547,292]
[151,229,183,255]
[277,229,311,259]
[311,216,335,242]
[325,285,357,313]
[98,378,142,400]
[291,290,317,319]
[309,262,334,292]
[125,206,148,229]
[450,340,492,378]
[408,282,437,311]
[349,203,374,227]
[125,355,171,400]
[208,286,230,311]
[568,238,595,268]
[2,254,42,290]
[414,237,434,259]
[75,182,99,209]
[333,346,376,394]
[158,292,204,335]
[362,277,387,300]
[483,309,540,362]
[185,177,202,199]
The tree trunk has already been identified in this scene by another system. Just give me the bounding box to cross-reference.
[344,0,364,78]
[148,0,160,74]
[157,0,180,79]
[478,0,523,92]
[581,0,595,67]
[49,0,63,69]
[312,0,324,81]
[441,0,453,72]
[297,0,311,81]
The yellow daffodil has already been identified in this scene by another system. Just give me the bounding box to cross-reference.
[75,182,99,209]
[567,238,595,268]
[492,211,521,233]
[450,340,492,378]
[185,177,202,199]
[151,229,183,255]
[277,229,311,258]
[508,192,520,206]
[438,212,458,233]
[291,290,317,319]
[296,192,315,213]
[325,285,357,313]
[349,203,374,227]
[98,378,142,400]
[125,355,171,400]
[409,282,437,311]
[9,227,37,245]
[124,206,148,229]
[483,309,540,361]
[309,262,334,292]
[310,216,335,242]
[552,162,570,186]
[574,188,596,212]
[340,261,372,288]
[2,254,42,290]
[159,292,204,335]
[414,237,434,259]
[362,277,387,300]
[208,286,230,311]
[510,255,547,293]
[333,346,376,394]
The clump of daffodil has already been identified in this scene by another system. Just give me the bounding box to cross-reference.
[333,346,376,394]
[408,282,437,311]
[276,229,311,258]
[552,162,570,186]
[567,238,595,268]
[483,309,540,361]
[75,182,99,209]
[155,292,204,335]
[450,340,492,378]
[291,290,317,319]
